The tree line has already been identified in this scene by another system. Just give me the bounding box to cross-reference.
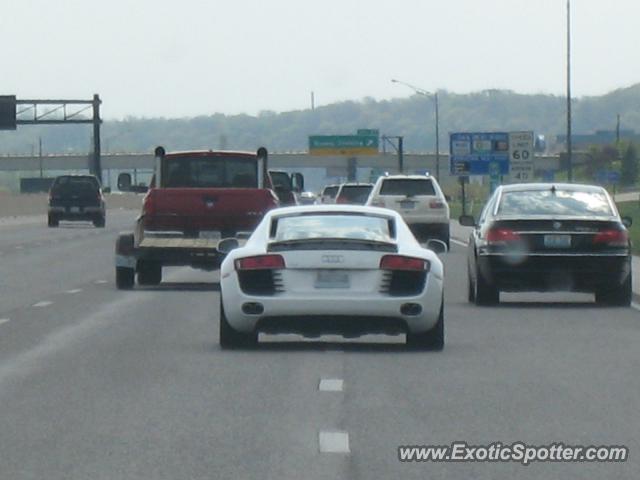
[1,84,639,156]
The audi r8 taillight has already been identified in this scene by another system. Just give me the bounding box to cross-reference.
[235,254,285,271]
[380,255,429,272]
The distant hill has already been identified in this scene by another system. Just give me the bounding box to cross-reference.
[1,84,639,155]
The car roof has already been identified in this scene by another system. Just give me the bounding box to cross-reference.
[339,182,373,187]
[498,182,607,194]
[56,174,97,179]
[165,150,256,158]
[267,204,399,219]
[380,174,433,180]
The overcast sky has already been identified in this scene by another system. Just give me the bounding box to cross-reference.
[3,0,639,119]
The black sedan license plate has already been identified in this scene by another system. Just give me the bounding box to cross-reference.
[315,270,350,289]
[544,234,571,248]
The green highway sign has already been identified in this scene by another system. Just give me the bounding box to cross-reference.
[357,129,379,137]
[309,134,379,156]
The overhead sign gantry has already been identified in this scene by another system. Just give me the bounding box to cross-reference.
[0,94,103,182]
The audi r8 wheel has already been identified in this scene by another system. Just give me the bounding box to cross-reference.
[406,301,444,351]
[219,303,258,349]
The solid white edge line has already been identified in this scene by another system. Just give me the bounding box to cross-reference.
[319,378,344,392]
[319,431,350,453]
[65,289,83,294]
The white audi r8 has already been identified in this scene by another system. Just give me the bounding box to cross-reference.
[218,205,446,350]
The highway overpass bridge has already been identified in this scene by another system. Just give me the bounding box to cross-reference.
[0,152,565,192]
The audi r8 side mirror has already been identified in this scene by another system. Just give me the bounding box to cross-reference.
[218,238,240,255]
[458,215,476,227]
[426,239,448,254]
[622,216,632,228]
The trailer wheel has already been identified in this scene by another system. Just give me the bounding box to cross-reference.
[116,267,135,289]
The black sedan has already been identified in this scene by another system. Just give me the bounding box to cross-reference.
[460,183,632,306]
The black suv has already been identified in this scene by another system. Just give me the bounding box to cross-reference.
[48,175,106,228]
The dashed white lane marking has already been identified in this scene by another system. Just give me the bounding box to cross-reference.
[15,245,24,250]
[319,431,350,454]
[32,301,53,308]
[0,319,10,326]
[451,238,468,247]
[319,378,344,392]
[65,289,83,294]
[94,280,108,284]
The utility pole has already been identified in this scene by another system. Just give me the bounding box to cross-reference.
[566,0,573,182]
[391,79,440,180]
[311,91,315,111]
[398,136,404,173]
[39,137,43,178]
[434,92,440,181]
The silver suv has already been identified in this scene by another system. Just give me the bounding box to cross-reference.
[366,174,450,247]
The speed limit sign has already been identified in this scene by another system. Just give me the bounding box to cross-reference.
[508,131,534,182]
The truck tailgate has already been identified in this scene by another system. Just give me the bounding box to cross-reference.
[142,188,276,233]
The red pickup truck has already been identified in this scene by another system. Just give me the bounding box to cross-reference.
[115,146,301,289]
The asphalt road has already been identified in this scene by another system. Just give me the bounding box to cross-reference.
[0,214,639,479]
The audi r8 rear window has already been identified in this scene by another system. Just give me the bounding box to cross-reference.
[379,178,436,196]
[497,189,614,217]
[272,214,392,243]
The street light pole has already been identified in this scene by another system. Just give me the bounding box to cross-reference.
[434,92,440,181]
[391,79,440,181]
[566,0,573,182]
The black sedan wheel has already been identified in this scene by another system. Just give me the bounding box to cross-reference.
[595,275,632,307]
[467,265,476,303]
[474,266,499,306]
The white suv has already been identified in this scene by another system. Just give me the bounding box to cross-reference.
[366,174,450,247]
[319,184,340,204]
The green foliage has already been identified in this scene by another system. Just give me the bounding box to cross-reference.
[585,145,619,177]
[616,201,640,254]
[620,143,639,186]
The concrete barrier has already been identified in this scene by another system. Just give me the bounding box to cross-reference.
[0,192,143,218]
